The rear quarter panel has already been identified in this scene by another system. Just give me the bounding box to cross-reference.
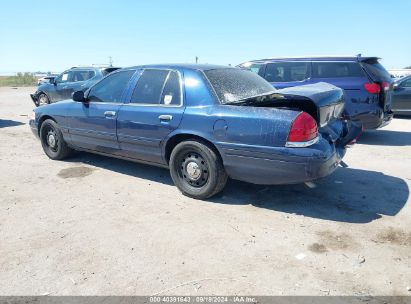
[174,104,298,149]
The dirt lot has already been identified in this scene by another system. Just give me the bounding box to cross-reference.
[0,87,410,296]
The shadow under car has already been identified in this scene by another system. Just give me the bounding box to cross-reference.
[68,152,409,224]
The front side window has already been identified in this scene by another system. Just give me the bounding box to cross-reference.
[87,70,135,103]
[130,69,181,105]
[264,62,310,82]
[204,68,274,104]
[55,71,73,83]
[239,63,263,74]
[72,70,95,82]
[312,62,365,78]
[401,78,411,88]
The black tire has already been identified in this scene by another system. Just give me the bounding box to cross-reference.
[169,140,228,199]
[37,93,50,106]
[40,119,73,160]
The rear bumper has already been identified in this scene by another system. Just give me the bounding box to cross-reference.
[219,121,362,185]
[221,142,344,185]
[350,109,393,129]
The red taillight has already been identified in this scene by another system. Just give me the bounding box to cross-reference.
[364,82,381,94]
[287,112,318,143]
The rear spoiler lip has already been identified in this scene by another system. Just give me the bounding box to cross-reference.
[357,56,381,63]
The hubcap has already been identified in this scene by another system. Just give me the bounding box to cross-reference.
[180,152,209,187]
[39,95,48,105]
[186,161,201,180]
[47,133,56,147]
[46,129,58,151]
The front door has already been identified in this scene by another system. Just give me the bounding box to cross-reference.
[117,69,185,164]
[51,70,74,101]
[67,70,136,154]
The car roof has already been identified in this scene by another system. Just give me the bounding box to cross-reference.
[127,63,234,72]
[70,66,121,70]
[240,56,380,65]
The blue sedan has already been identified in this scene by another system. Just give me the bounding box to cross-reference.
[29,64,361,199]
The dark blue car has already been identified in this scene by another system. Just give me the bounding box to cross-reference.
[29,64,361,199]
[238,56,394,129]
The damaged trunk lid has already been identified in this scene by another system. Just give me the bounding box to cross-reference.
[245,82,345,127]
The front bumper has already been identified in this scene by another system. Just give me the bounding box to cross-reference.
[30,93,39,107]
[29,119,39,138]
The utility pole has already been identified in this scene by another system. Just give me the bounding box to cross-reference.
[195,56,198,64]
[109,56,113,67]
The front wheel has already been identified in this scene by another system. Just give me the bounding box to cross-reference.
[40,119,73,160]
[169,140,228,199]
[37,93,50,106]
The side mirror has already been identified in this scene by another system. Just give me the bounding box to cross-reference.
[72,90,86,102]
[393,83,400,90]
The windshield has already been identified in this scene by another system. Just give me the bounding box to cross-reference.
[204,68,275,104]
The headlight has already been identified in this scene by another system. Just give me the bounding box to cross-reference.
[29,111,36,120]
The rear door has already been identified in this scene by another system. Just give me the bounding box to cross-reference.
[116,69,185,164]
[310,61,370,117]
[263,61,311,89]
[67,70,136,154]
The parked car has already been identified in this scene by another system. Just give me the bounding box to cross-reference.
[392,75,411,115]
[29,64,361,199]
[37,74,58,86]
[30,66,120,106]
[238,56,394,129]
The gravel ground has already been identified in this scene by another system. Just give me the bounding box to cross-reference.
[0,87,410,296]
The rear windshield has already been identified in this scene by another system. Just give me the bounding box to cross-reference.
[204,68,274,104]
[361,60,392,82]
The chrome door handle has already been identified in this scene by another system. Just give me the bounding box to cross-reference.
[104,111,116,118]
[159,114,173,121]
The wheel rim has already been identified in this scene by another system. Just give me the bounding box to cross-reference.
[39,94,48,105]
[179,152,209,187]
[43,126,58,152]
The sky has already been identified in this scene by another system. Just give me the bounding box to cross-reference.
[0,0,410,73]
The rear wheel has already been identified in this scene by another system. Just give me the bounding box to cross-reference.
[38,93,50,106]
[169,140,228,199]
[40,119,73,160]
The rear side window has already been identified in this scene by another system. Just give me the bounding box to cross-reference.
[72,70,95,82]
[362,60,392,82]
[131,69,181,105]
[88,70,135,103]
[204,68,274,104]
[312,62,365,78]
[264,62,309,82]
